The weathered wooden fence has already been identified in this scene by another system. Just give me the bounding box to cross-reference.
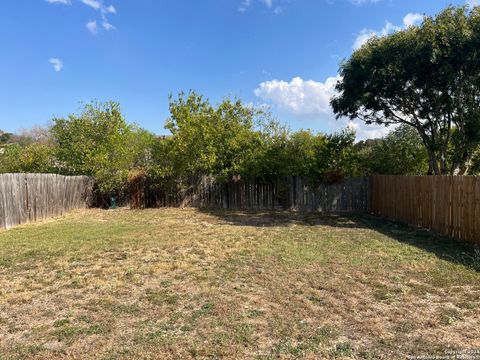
[371,175,480,244]
[3,172,478,243]
[131,176,371,213]
[0,174,94,230]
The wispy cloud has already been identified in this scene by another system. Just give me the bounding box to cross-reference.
[105,4,116,14]
[261,0,273,7]
[466,0,479,8]
[86,20,98,34]
[353,13,423,50]
[238,0,253,12]
[353,22,399,50]
[238,0,287,14]
[81,0,101,10]
[45,0,71,4]
[350,0,382,5]
[49,58,64,72]
[81,0,116,13]
[82,0,117,33]
[102,16,115,31]
[46,0,117,33]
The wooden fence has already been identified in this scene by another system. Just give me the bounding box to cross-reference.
[371,175,480,244]
[131,176,371,213]
[0,173,94,230]
[2,172,478,244]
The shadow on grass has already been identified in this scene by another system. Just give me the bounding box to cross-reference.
[358,215,480,273]
[198,207,480,273]
[199,208,363,228]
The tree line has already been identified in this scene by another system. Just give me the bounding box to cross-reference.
[0,94,429,196]
[1,5,479,197]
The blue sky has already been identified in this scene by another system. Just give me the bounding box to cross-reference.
[0,0,473,138]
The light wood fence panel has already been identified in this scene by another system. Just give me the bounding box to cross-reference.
[371,175,480,244]
[0,174,94,230]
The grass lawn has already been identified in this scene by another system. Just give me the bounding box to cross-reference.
[0,208,479,359]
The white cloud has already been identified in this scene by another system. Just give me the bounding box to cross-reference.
[81,0,101,10]
[353,30,376,50]
[102,16,115,31]
[403,13,423,27]
[45,0,71,4]
[466,0,479,7]
[105,4,116,14]
[353,21,400,50]
[81,0,117,32]
[238,0,252,12]
[86,20,98,34]
[49,58,64,72]
[347,121,392,140]
[353,13,424,50]
[46,0,117,33]
[84,0,116,34]
[261,0,273,8]
[238,0,285,14]
[255,76,339,117]
[273,6,283,14]
[254,76,389,139]
[350,0,382,5]
[80,0,116,13]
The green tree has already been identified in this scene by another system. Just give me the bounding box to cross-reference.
[239,124,358,182]
[0,131,12,145]
[164,91,262,180]
[51,101,154,194]
[331,6,480,175]
[315,128,359,181]
[285,130,326,177]
[0,143,56,174]
[357,125,429,175]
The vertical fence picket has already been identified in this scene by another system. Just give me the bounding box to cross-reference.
[370,175,480,244]
[0,174,93,230]
[131,176,372,214]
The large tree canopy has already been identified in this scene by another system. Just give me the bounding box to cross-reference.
[331,6,480,175]
[164,91,263,180]
[51,101,154,194]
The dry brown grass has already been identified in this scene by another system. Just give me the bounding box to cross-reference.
[0,208,479,359]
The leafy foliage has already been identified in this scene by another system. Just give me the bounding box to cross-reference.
[0,143,56,174]
[332,6,480,175]
[356,125,429,175]
[163,91,262,180]
[162,92,360,182]
[0,131,12,145]
[51,101,154,194]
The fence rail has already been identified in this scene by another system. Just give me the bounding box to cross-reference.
[131,176,371,213]
[371,175,480,244]
[0,173,94,230]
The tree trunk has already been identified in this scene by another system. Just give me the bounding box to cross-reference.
[440,153,449,175]
[427,150,441,175]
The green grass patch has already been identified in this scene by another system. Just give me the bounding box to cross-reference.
[0,208,479,359]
